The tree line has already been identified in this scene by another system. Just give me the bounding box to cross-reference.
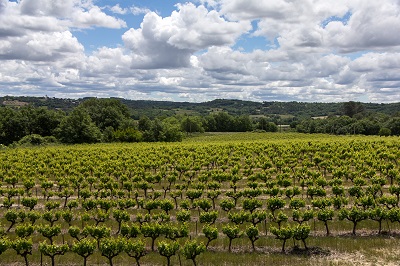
[294,102,400,136]
[0,98,278,146]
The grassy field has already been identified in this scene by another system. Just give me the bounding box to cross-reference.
[0,132,400,265]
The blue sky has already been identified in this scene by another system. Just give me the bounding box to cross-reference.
[1,0,400,103]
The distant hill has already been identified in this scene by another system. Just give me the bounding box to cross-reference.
[1,95,399,119]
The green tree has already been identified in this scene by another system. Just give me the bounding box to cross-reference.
[342,101,365,117]
[202,225,218,249]
[39,242,69,266]
[71,238,97,266]
[56,108,102,144]
[182,240,206,266]
[181,116,204,134]
[157,241,180,266]
[245,225,259,252]
[0,107,26,145]
[270,225,294,253]
[78,98,131,131]
[222,225,241,252]
[99,237,126,266]
[12,238,33,266]
[124,239,146,266]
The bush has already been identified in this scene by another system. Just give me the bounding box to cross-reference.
[113,127,143,142]
[13,134,58,147]
[379,128,391,136]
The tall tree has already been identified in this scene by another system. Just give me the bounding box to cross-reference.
[55,108,102,144]
[342,101,365,117]
[79,98,131,131]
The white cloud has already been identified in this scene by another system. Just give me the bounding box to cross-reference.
[0,31,84,61]
[1,0,400,103]
[323,1,400,52]
[122,3,250,69]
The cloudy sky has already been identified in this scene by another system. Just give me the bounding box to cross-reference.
[0,0,399,103]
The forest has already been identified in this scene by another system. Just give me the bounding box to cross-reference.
[0,97,399,146]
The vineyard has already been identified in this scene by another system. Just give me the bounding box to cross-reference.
[0,132,400,265]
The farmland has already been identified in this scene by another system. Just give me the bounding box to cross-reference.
[0,132,400,265]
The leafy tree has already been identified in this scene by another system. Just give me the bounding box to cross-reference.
[55,108,102,144]
[181,116,205,134]
[212,112,235,132]
[125,239,146,266]
[82,225,111,248]
[113,127,143,142]
[112,209,130,234]
[121,223,141,239]
[71,238,97,266]
[39,242,69,266]
[293,224,311,250]
[21,197,37,211]
[176,210,191,223]
[15,224,35,238]
[243,198,262,213]
[141,223,163,251]
[379,127,391,136]
[222,225,241,252]
[157,241,180,266]
[78,98,131,131]
[37,225,61,245]
[0,107,27,145]
[12,238,33,266]
[199,211,218,224]
[369,207,388,234]
[339,207,369,235]
[270,225,293,253]
[182,240,206,266]
[317,209,334,236]
[220,199,235,212]
[342,101,365,117]
[99,237,126,266]
[202,225,218,249]
[245,225,260,252]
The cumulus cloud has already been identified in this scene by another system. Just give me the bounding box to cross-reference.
[18,0,126,29]
[323,1,400,52]
[122,3,250,69]
[1,0,400,103]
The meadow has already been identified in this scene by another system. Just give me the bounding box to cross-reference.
[0,132,400,265]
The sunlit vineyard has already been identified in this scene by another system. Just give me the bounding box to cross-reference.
[1,132,400,265]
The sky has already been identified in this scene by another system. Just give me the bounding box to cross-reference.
[0,0,400,103]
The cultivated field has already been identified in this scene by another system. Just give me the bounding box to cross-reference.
[0,132,400,265]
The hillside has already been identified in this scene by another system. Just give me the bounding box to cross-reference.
[1,95,399,119]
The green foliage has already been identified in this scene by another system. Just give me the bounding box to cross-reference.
[113,127,143,142]
[71,238,97,266]
[157,241,180,266]
[0,237,10,255]
[270,225,294,253]
[12,238,33,266]
[182,240,206,266]
[56,108,102,144]
[222,224,241,252]
[99,237,126,266]
[15,224,35,238]
[293,224,311,250]
[124,239,146,266]
[202,225,218,248]
[245,225,260,251]
[339,207,369,235]
[39,242,69,266]
[37,225,61,244]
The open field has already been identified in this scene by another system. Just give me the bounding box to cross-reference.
[1,132,400,265]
